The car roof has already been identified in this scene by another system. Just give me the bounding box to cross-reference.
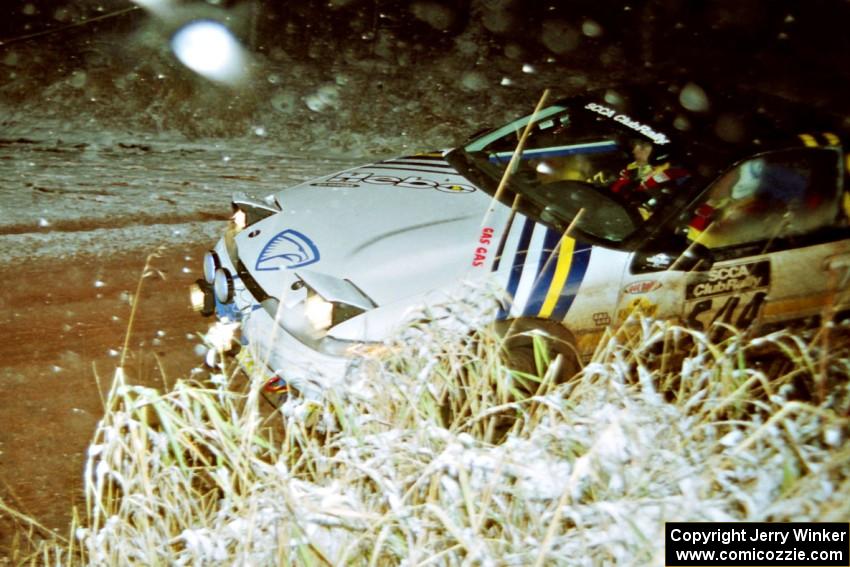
[566,82,848,176]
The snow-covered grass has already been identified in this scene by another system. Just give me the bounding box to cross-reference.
[8,293,850,564]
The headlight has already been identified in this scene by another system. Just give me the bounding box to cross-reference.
[231,192,280,232]
[232,209,247,231]
[214,267,234,303]
[304,292,333,330]
[298,278,373,332]
[203,250,221,284]
[189,279,215,316]
[269,272,377,348]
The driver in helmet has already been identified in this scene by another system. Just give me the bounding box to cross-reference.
[609,139,689,215]
[687,158,809,246]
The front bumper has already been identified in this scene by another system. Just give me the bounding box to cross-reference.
[239,307,353,399]
[200,234,355,399]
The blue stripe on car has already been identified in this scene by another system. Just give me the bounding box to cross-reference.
[550,243,592,320]
[522,227,561,316]
[498,218,534,319]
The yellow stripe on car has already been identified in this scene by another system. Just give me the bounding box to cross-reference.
[824,132,841,146]
[799,133,819,147]
[538,236,575,318]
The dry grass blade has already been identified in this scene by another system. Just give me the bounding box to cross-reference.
[6,272,849,564]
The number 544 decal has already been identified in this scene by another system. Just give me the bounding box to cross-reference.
[684,260,770,331]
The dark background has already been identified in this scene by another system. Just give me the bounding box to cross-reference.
[2,1,850,152]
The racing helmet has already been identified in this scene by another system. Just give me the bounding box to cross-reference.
[731,158,765,199]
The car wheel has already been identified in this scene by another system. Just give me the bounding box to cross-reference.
[494,317,581,397]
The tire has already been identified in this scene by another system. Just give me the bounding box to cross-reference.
[494,318,581,397]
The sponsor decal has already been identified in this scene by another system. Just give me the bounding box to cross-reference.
[311,171,476,193]
[473,227,495,267]
[489,140,619,163]
[684,260,771,331]
[584,102,671,145]
[592,312,611,326]
[624,280,662,295]
[617,296,658,322]
[255,229,320,272]
[685,261,770,300]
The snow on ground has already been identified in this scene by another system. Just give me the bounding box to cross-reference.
[0,34,591,261]
[0,91,604,266]
[0,131,362,260]
[0,1,633,262]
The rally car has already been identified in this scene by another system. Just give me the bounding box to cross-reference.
[191,83,850,398]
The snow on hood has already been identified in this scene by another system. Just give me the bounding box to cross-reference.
[234,155,501,307]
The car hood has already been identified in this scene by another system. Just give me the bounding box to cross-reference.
[234,155,504,306]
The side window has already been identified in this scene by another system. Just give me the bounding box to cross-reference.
[688,148,842,249]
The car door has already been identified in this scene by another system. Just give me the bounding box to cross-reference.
[681,146,849,332]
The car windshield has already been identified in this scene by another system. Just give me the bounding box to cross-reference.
[450,100,694,245]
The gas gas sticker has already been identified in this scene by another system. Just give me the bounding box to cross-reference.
[473,227,495,267]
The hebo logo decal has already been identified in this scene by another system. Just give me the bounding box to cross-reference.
[312,171,476,193]
[255,229,320,272]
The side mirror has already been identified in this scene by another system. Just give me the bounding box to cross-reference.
[632,237,715,273]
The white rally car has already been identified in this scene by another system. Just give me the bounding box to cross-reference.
[191,84,850,397]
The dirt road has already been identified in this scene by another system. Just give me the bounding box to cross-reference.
[0,133,362,555]
[0,244,214,552]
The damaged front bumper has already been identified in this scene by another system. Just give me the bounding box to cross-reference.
[191,231,360,399]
